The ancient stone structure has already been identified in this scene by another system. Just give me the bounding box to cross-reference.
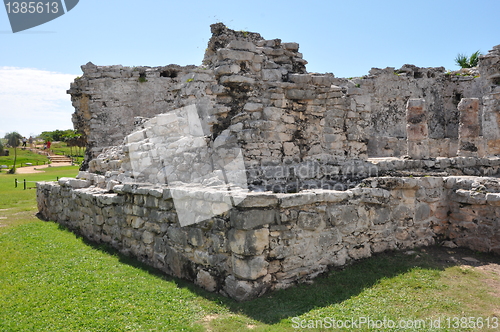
[37,23,500,301]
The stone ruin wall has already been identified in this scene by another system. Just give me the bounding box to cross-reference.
[37,174,500,301]
[37,24,500,300]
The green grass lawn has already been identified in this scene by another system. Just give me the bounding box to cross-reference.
[0,148,49,169]
[1,167,500,331]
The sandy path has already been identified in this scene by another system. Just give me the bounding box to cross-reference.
[8,163,74,174]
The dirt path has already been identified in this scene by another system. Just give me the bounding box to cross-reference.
[12,163,73,174]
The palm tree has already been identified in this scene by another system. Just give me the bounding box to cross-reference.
[4,132,22,174]
[455,50,482,68]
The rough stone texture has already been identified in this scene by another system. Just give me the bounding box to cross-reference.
[458,98,483,157]
[36,24,500,300]
[38,172,500,300]
[406,98,429,159]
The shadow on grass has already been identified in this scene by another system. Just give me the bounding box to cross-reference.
[51,222,500,325]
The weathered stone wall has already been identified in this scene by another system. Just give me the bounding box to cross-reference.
[71,23,367,174]
[37,173,500,300]
[36,175,444,301]
[69,24,500,167]
[38,24,500,301]
[444,177,500,254]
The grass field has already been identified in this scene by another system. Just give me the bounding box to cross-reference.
[0,142,86,170]
[0,148,49,170]
[1,167,500,331]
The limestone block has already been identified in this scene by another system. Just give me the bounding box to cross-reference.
[229,228,269,255]
[167,227,188,246]
[196,270,217,292]
[319,229,342,248]
[282,42,299,51]
[279,192,318,208]
[328,205,359,234]
[217,49,255,61]
[288,74,311,84]
[234,193,279,208]
[223,275,269,302]
[131,216,145,229]
[452,189,486,205]
[142,231,155,244]
[214,64,240,77]
[407,141,430,160]
[227,40,256,52]
[486,193,500,206]
[57,177,89,189]
[283,142,299,155]
[285,89,316,100]
[370,207,391,225]
[262,69,282,81]
[188,228,204,247]
[230,209,277,230]
[458,98,480,138]
[262,107,283,121]
[219,75,255,85]
[348,244,371,260]
[407,124,428,140]
[232,255,268,280]
[243,103,263,112]
[311,75,335,86]
[297,212,322,230]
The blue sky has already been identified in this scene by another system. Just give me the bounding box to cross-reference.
[1,0,499,138]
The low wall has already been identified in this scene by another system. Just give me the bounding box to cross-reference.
[445,177,500,254]
[39,173,488,301]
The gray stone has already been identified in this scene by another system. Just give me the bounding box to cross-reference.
[297,212,321,230]
[230,209,277,230]
[142,231,155,244]
[196,270,217,292]
[217,49,255,61]
[232,255,268,280]
[227,40,256,52]
[229,228,269,255]
[223,275,269,302]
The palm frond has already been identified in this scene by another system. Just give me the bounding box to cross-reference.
[455,53,470,68]
[469,50,481,67]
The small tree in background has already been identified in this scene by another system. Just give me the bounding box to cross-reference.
[455,50,482,68]
[4,132,22,174]
[0,139,4,156]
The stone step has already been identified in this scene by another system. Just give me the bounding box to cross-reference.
[49,155,73,163]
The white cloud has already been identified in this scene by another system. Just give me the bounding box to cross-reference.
[0,67,77,138]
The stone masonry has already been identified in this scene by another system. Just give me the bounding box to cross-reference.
[37,24,500,300]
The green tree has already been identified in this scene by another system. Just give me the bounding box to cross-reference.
[62,129,81,157]
[0,139,4,157]
[40,129,76,142]
[455,50,482,68]
[4,132,22,173]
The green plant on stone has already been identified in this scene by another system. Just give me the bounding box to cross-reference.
[186,78,194,83]
[455,50,482,68]
[138,76,147,83]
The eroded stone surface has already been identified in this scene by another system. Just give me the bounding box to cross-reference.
[36,24,500,301]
